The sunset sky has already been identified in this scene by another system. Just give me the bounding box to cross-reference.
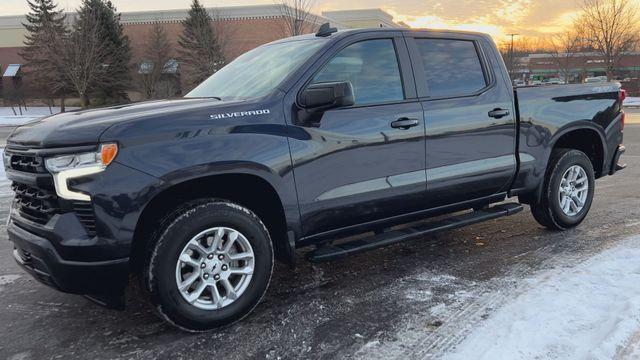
[2,0,637,41]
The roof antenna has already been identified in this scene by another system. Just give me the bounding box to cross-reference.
[316,22,338,37]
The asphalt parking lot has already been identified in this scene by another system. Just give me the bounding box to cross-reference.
[0,124,638,360]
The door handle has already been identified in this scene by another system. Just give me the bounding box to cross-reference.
[391,118,419,130]
[488,108,510,119]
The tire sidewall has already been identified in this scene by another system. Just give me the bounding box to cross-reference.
[547,150,595,228]
[147,201,273,331]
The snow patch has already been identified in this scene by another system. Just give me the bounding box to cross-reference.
[0,274,22,287]
[625,97,640,107]
[0,106,78,126]
[446,236,640,360]
[0,149,6,182]
[0,148,13,198]
[404,288,433,302]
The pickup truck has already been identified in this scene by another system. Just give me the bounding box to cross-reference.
[4,25,626,332]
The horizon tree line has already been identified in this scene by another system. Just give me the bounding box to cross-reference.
[497,0,639,82]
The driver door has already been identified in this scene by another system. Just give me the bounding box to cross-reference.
[285,33,427,237]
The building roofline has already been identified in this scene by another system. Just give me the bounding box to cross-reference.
[321,8,404,28]
[0,4,341,28]
[528,51,640,58]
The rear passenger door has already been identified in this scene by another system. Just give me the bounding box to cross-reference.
[406,33,517,208]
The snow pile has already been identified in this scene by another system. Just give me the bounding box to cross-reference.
[0,148,12,197]
[625,97,640,107]
[0,106,77,126]
[446,237,640,360]
[0,149,6,182]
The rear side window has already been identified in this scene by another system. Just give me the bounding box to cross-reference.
[311,39,404,105]
[415,39,487,98]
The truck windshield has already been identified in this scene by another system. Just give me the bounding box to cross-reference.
[186,39,325,100]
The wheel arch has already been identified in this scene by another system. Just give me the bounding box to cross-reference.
[549,123,606,178]
[519,122,606,205]
[129,168,293,271]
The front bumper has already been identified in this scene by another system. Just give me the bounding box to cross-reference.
[3,146,161,296]
[8,219,129,295]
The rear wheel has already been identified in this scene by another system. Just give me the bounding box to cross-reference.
[530,149,595,230]
[143,200,273,332]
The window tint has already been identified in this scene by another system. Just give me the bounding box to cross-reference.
[187,39,324,99]
[415,39,487,98]
[311,39,404,105]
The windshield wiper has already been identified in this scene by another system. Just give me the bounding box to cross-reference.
[184,96,223,101]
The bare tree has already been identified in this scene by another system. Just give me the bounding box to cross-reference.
[549,31,584,82]
[498,36,548,80]
[138,22,173,99]
[277,0,317,36]
[44,10,114,108]
[575,0,640,80]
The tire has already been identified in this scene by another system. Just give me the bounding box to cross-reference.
[143,199,273,332]
[530,148,595,230]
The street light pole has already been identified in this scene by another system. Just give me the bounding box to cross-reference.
[507,33,519,80]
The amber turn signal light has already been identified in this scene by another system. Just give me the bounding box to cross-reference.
[100,143,118,166]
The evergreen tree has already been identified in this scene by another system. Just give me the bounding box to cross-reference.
[139,22,174,99]
[75,0,132,104]
[178,0,225,89]
[20,0,68,108]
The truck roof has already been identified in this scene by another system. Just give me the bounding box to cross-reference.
[268,27,494,46]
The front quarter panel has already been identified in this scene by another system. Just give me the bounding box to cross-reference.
[98,97,301,235]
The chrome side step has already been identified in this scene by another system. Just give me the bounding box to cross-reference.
[307,203,523,262]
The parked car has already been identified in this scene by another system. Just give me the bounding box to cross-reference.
[584,76,609,83]
[4,25,627,332]
[513,79,526,87]
[530,79,543,86]
[544,78,566,85]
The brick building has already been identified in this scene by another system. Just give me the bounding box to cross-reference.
[0,5,405,100]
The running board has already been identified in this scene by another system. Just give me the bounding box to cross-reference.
[307,203,523,262]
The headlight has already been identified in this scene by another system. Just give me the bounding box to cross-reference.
[46,143,118,201]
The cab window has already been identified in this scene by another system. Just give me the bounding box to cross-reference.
[415,39,487,98]
[311,39,404,105]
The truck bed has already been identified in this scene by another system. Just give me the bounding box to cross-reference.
[513,82,623,193]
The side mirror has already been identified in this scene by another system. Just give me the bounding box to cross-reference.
[299,81,355,111]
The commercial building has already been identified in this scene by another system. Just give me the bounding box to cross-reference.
[0,5,405,100]
[518,52,640,83]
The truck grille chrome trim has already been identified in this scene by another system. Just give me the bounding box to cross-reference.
[11,183,60,224]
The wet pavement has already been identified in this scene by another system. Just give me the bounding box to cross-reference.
[0,126,638,360]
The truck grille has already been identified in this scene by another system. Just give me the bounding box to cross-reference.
[12,183,59,224]
[7,150,98,237]
[9,154,46,173]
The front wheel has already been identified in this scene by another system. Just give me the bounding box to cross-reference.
[530,149,595,230]
[143,200,273,332]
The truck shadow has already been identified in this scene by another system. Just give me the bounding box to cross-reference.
[2,210,563,359]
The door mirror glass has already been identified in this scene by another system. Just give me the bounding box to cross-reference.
[299,81,355,111]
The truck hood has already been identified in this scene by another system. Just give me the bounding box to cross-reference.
[7,98,231,149]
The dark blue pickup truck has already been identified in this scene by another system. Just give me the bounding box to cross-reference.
[4,25,626,331]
